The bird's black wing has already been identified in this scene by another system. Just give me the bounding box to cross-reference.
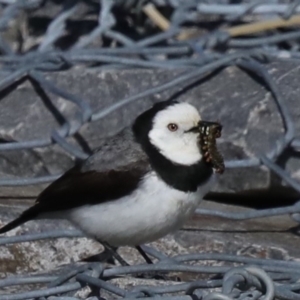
[0,128,150,234]
[35,127,150,212]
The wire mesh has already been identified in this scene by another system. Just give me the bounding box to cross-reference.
[0,0,300,299]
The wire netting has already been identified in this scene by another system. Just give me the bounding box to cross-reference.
[1,0,300,299]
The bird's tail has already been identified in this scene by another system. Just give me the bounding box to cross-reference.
[0,205,39,234]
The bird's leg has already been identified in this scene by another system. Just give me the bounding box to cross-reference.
[134,245,165,280]
[135,246,181,281]
[135,245,153,264]
[134,245,180,282]
[102,242,129,266]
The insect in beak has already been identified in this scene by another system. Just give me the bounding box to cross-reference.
[197,120,225,174]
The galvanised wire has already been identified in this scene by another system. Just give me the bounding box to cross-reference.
[0,1,300,299]
[196,3,300,17]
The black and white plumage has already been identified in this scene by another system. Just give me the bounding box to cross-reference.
[0,100,219,250]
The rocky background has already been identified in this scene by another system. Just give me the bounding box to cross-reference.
[1,62,299,206]
[0,0,300,298]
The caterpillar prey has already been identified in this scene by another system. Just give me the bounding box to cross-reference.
[198,120,225,174]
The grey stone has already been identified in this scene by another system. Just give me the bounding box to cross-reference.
[0,61,298,200]
[176,200,300,261]
[0,201,101,280]
[0,199,299,294]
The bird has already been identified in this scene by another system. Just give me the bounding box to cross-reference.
[0,100,223,266]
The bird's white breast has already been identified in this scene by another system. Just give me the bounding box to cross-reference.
[66,172,214,246]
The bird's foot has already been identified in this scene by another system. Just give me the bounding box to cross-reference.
[81,249,115,265]
[100,241,130,266]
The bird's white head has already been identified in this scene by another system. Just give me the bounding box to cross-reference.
[148,102,202,166]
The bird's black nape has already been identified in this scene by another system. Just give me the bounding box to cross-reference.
[132,100,178,144]
[132,100,213,193]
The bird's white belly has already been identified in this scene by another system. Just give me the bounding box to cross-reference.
[66,172,214,246]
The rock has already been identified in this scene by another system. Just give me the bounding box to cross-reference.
[0,201,102,279]
[0,61,299,204]
[0,199,300,295]
[178,200,300,260]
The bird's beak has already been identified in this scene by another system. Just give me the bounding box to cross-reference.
[186,121,222,136]
[198,120,222,137]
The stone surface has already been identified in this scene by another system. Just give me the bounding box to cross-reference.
[0,199,299,277]
[178,201,300,260]
[0,61,300,204]
[0,201,101,278]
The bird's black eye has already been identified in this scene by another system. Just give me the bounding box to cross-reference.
[167,123,178,132]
